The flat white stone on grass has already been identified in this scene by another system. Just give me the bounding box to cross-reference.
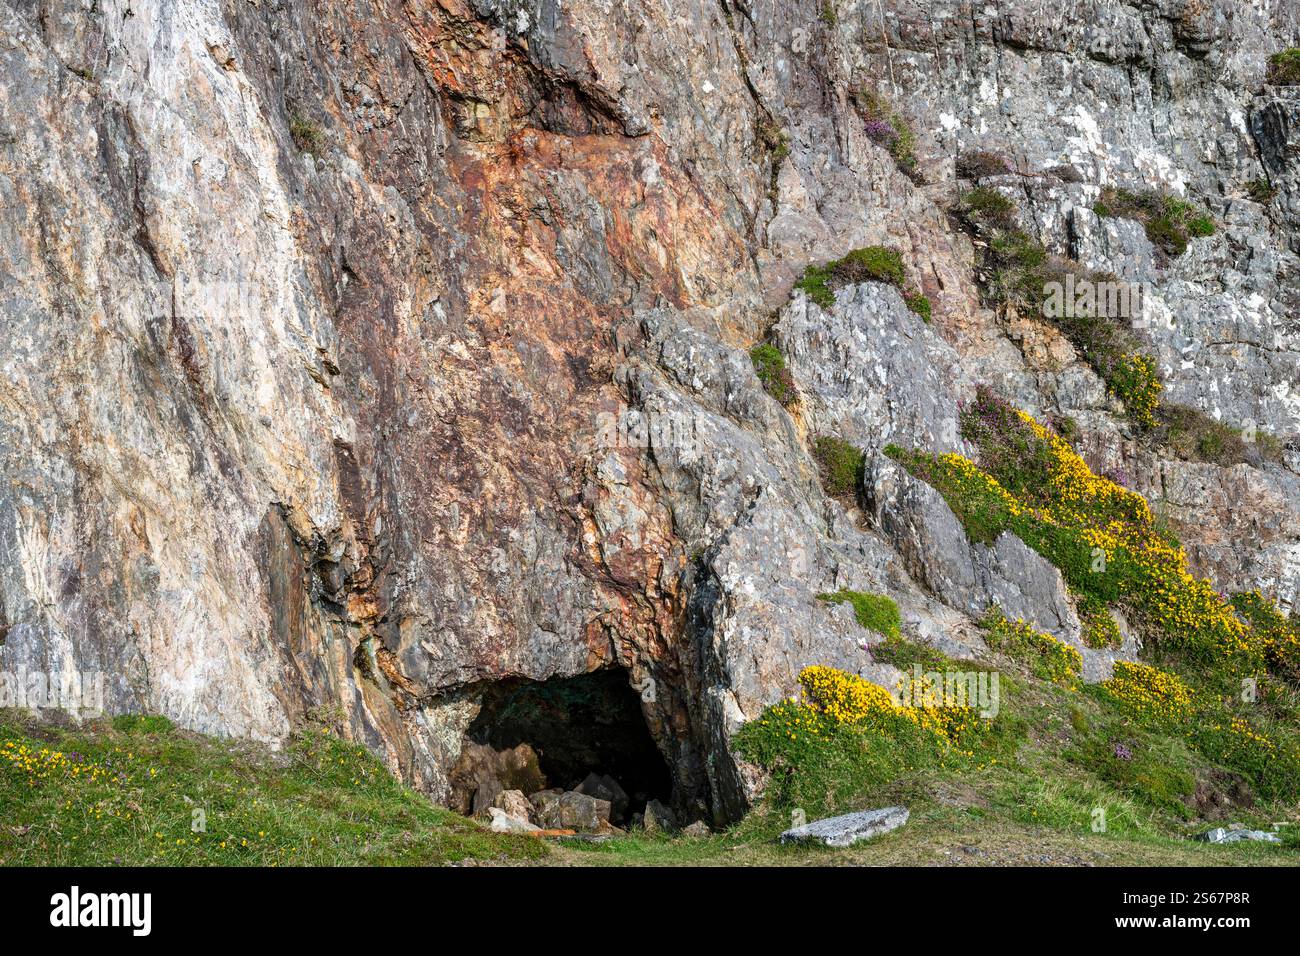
[779,807,909,848]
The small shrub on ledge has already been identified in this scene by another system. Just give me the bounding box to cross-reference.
[794,245,929,319]
[1266,48,1300,85]
[1092,187,1215,258]
[849,87,919,178]
[956,149,1011,181]
[289,113,325,152]
[1245,176,1277,204]
[749,343,798,408]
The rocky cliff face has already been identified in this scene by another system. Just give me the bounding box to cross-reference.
[1,0,1297,822]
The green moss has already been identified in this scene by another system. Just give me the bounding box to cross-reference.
[903,291,932,322]
[1267,48,1300,85]
[812,436,865,502]
[817,589,901,639]
[750,343,798,407]
[793,263,835,308]
[833,246,906,287]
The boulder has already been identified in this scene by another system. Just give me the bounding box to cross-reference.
[574,772,629,820]
[529,789,612,832]
[490,789,536,824]
[486,807,541,834]
[779,807,909,847]
[643,799,678,834]
[450,742,548,817]
[682,820,711,838]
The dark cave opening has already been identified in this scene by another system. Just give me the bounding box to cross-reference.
[457,668,672,822]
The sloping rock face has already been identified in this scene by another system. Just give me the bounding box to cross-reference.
[1,1,1297,821]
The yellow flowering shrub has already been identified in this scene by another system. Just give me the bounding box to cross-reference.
[1101,661,1193,723]
[892,391,1265,668]
[799,665,985,749]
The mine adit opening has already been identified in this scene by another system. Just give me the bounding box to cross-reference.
[453,667,672,824]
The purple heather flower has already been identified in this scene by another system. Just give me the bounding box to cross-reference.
[864,120,898,145]
[1114,742,1133,761]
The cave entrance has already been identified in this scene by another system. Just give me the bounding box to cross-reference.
[455,668,672,824]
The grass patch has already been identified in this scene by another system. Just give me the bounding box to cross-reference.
[811,436,865,503]
[1149,402,1286,467]
[0,714,546,866]
[794,246,930,320]
[111,714,176,735]
[871,635,949,671]
[750,343,798,408]
[817,590,901,639]
[1093,187,1215,259]
[1245,176,1277,204]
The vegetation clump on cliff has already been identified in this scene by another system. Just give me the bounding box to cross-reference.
[955,188,1162,428]
[1267,48,1300,85]
[817,589,901,639]
[811,436,866,504]
[1092,187,1215,258]
[794,246,930,320]
[849,88,918,178]
[750,343,799,407]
